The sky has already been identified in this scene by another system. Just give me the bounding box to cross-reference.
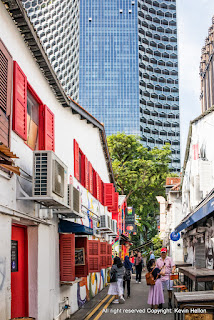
[176,0,214,165]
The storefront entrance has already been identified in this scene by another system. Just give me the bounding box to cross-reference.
[11,225,28,318]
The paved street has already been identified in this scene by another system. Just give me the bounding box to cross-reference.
[101,274,174,320]
[72,272,175,320]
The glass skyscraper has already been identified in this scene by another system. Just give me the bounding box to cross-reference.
[138,0,180,172]
[21,0,80,102]
[79,0,140,135]
[21,0,180,171]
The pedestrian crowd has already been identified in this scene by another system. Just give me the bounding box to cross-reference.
[108,247,175,308]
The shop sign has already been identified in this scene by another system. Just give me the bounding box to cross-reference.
[11,240,18,272]
[170,231,180,241]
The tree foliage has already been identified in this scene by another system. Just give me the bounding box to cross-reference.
[107,133,171,244]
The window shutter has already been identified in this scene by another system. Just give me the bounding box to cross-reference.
[100,242,107,269]
[101,181,104,205]
[99,177,102,203]
[40,105,55,151]
[12,61,27,140]
[88,240,100,273]
[104,183,114,207]
[0,40,12,117]
[107,244,112,267]
[88,162,93,194]
[93,169,97,198]
[80,152,85,186]
[96,173,100,201]
[85,157,89,190]
[74,139,80,180]
[60,234,75,282]
[112,192,119,212]
[75,237,88,277]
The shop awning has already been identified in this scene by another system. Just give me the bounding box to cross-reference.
[120,233,132,245]
[58,219,93,235]
[174,190,214,233]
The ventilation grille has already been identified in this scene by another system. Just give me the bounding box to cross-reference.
[100,256,106,268]
[67,184,70,206]
[100,215,107,228]
[52,159,64,198]
[107,216,111,229]
[34,152,48,196]
[73,187,80,213]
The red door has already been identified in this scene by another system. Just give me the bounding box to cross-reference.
[11,225,28,318]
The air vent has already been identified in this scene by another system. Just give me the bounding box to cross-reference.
[54,184,83,218]
[53,159,64,198]
[34,152,48,196]
[73,186,80,213]
[33,151,68,208]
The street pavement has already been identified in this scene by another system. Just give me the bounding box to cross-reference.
[100,272,174,320]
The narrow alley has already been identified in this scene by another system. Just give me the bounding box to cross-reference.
[72,274,175,320]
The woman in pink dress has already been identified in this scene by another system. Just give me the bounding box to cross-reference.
[147,259,165,308]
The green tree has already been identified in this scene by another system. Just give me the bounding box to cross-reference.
[152,235,163,258]
[107,133,171,244]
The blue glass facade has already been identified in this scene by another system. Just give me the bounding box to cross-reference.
[79,0,140,135]
[138,0,180,172]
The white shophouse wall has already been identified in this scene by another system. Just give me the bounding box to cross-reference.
[166,192,183,261]
[182,110,214,219]
[0,3,112,319]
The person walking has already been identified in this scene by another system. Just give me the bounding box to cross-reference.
[156,248,176,308]
[135,251,144,283]
[130,253,135,274]
[108,256,125,304]
[147,259,165,308]
[123,256,132,298]
[149,251,155,260]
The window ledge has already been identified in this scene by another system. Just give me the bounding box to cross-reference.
[60,278,82,286]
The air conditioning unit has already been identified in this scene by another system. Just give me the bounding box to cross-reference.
[109,219,117,236]
[112,219,117,234]
[98,214,112,232]
[32,151,68,208]
[55,184,84,218]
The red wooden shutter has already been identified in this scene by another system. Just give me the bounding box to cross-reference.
[75,237,88,277]
[107,244,112,267]
[93,169,97,198]
[0,40,12,116]
[101,181,104,205]
[98,177,102,203]
[96,173,100,201]
[12,61,27,140]
[112,192,119,212]
[60,234,75,282]
[85,157,89,190]
[88,240,100,273]
[44,105,55,151]
[104,183,114,207]
[0,40,12,147]
[74,139,80,180]
[88,162,93,194]
[100,242,107,269]
[39,105,55,151]
[80,152,85,186]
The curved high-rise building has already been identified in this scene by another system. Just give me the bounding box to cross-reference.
[21,0,80,102]
[138,0,180,172]
[20,0,180,171]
